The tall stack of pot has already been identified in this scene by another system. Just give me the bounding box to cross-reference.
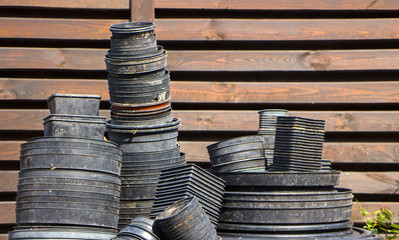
[9,94,122,240]
[104,22,185,228]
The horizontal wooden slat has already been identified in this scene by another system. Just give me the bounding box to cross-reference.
[155,18,399,41]
[2,48,399,71]
[1,79,399,104]
[0,0,129,9]
[0,202,15,225]
[0,110,398,132]
[0,171,397,194]
[0,18,126,40]
[3,18,399,41]
[339,172,399,194]
[154,0,399,10]
[2,0,399,10]
[0,234,7,240]
[2,141,399,164]
[0,171,18,192]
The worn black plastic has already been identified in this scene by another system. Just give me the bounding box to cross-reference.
[43,114,106,140]
[115,216,160,240]
[47,94,101,116]
[106,118,180,152]
[20,150,122,176]
[9,225,116,240]
[214,171,340,187]
[154,197,218,240]
[211,157,267,172]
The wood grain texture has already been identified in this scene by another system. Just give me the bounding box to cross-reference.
[179,141,399,164]
[0,202,15,225]
[131,0,154,22]
[339,172,399,194]
[0,171,18,192]
[1,79,399,104]
[154,18,399,41]
[2,48,399,71]
[3,18,399,41]
[1,0,398,10]
[0,18,126,40]
[0,235,7,240]
[0,0,129,9]
[154,0,399,10]
[0,110,398,132]
[1,141,399,164]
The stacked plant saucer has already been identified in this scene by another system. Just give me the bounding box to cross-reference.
[104,22,185,228]
[270,116,325,172]
[9,94,121,240]
[150,164,226,228]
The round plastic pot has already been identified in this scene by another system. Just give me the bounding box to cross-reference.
[105,47,167,75]
[211,157,267,172]
[9,226,116,240]
[110,98,170,112]
[120,182,158,200]
[106,118,180,152]
[43,115,106,140]
[154,197,218,240]
[22,136,121,155]
[123,147,180,161]
[210,148,265,165]
[47,94,101,116]
[109,87,170,105]
[20,152,121,176]
[110,22,155,38]
[110,110,172,126]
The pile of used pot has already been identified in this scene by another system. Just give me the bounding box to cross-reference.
[208,109,383,240]
[104,22,185,228]
[9,94,122,240]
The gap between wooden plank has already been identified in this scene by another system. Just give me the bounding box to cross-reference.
[0,0,130,9]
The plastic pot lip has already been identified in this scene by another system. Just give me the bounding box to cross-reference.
[258,109,288,115]
[155,196,196,221]
[224,188,352,197]
[207,135,265,151]
[105,46,165,61]
[43,115,106,124]
[106,45,160,58]
[108,70,169,82]
[26,136,118,146]
[211,157,266,168]
[106,117,180,131]
[123,147,180,156]
[110,22,155,33]
[20,145,122,156]
[110,97,170,109]
[47,93,101,102]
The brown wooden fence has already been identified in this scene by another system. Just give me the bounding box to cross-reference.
[0,0,399,238]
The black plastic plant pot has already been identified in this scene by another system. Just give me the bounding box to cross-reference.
[22,136,122,155]
[123,147,180,162]
[109,41,158,57]
[8,226,117,240]
[110,110,173,126]
[17,195,120,209]
[20,151,122,176]
[16,207,119,229]
[108,71,169,89]
[120,182,159,200]
[218,203,353,224]
[108,69,166,83]
[43,115,106,140]
[117,216,160,240]
[154,196,218,240]
[211,157,267,172]
[47,93,101,116]
[110,22,156,39]
[109,87,170,105]
[210,148,266,165]
[104,47,167,75]
[106,118,180,152]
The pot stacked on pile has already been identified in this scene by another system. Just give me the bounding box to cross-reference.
[104,22,185,228]
[209,109,383,239]
[10,94,122,240]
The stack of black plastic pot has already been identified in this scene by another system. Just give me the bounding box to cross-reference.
[209,109,383,239]
[9,94,122,240]
[104,22,185,228]
[150,164,226,228]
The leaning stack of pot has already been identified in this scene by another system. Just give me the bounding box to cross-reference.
[9,94,122,240]
[104,22,185,228]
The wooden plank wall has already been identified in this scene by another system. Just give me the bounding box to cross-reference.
[0,0,399,237]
